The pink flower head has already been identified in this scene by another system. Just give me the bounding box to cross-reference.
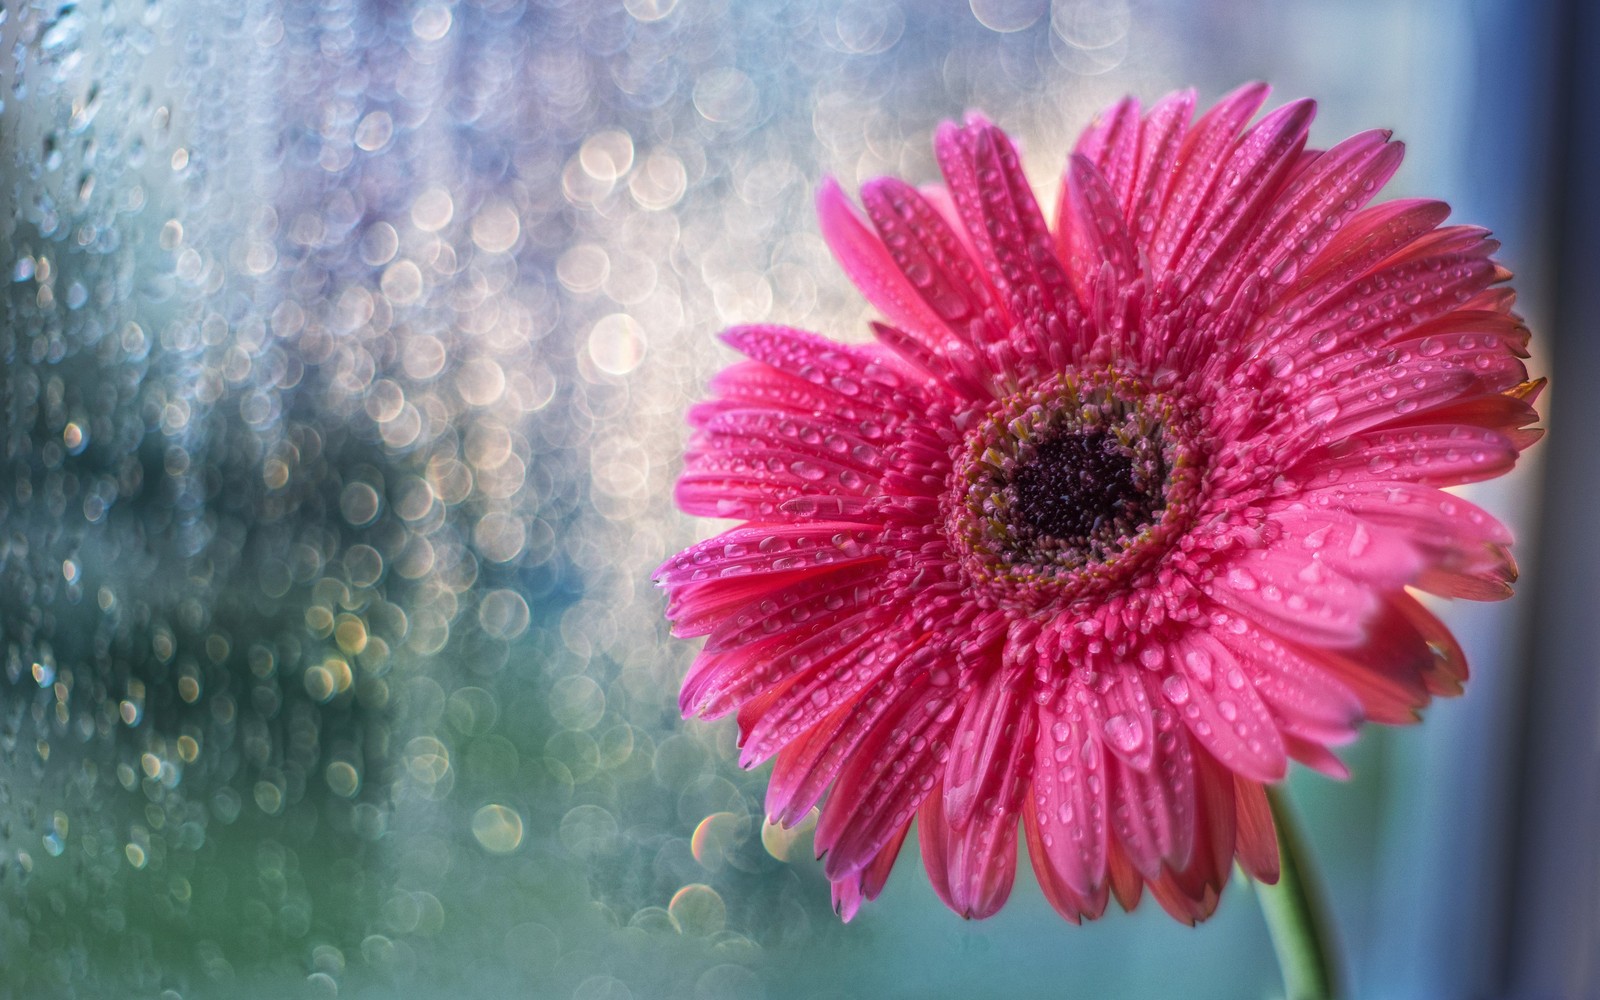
[655,84,1542,925]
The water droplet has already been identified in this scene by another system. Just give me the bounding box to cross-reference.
[1102,713,1145,754]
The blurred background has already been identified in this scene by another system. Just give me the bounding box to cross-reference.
[0,0,1591,997]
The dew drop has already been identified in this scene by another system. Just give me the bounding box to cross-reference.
[1102,713,1145,754]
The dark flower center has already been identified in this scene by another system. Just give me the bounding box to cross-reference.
[1012,430,1163,546]
[944,371,1203,608]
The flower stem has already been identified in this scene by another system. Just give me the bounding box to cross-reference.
[1258,785,1341,1000]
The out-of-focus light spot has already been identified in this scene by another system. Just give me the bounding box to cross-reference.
[345,545,385,587]
[1050,0,1130,73]
[473,511,526,563]
[471,804,524,854]
[478,589,530,640]
[335,615,369,655]
[254,780,285,815]
[445,687,499,736]
[692,68,758,125]
[580,130,635,183]
[587,314,646,376]
[628,149,687,210]
[624,0,678,22]
[549,676,606,731]
[761,808,819,861]
[361,222,400,266]
[667,884,726,936]
[305,663,336,702]
[557,244,610,294]
[381,259,425,305]
[410,187,455,232]
[823,0,906,55]
[456,356,506,407]
[406,737,453,799]
[470,200,520,254]
[305,605,335,637]
[354,110,394,152]
[600,251,657,306]
[326,761,361,797]
[690,811,745,870]
[970,0,1047,32]
[401,335,448,380]
[411,3,453,41]
[340,482,382,526]
[558,804,619,859]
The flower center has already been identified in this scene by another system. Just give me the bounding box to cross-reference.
[944,371,1201,607]
[1012,430,1164,547]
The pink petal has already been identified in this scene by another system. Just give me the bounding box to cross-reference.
[699,606,888,722]
[1028,688,1110,897]
[1296,480,1516,601]
[1201,538,1381,648]
[1146,752,1235,925]
[665,565,834,639]
[1386,392,1542,447]
[736,614,905,765]
[1157,632,1288,783]
[1260,505,1422,590]
[1123,89,1197,230]
[815,671,961,880]
[870,321,993,400]
[1106,839,1147,913]
[1084,666,1158,772]
[702,360,904,425]
[1072,95,1142,210]
[1233,777,1280,884]
[1284,734,1351,779]
[832,820,909,922]
[704,561,884,653]
[1210,613,1365,748]
[934,117,1077,333]
[1308,593,1466,723]
[689,408,884,482]
[920,778,1024,920]
[1392,593,1469,695]
[1292,422,1522,489]
[943,658,1035,828]
[1148,82,1271,271]
[655,523,878,588]
[1212,128,1404,313]
[720,324,912,398]
[1107,694,1197,878]
[1023,796,1111,923]
[766,702,853,826]
[859,178,1007,338]
[1167,98,1317,290]
[816,177,954,345]
[1059,154,1140,299]
[1289,197,1452,296]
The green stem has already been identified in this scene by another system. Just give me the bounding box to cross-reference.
[1257,785,1341,1000]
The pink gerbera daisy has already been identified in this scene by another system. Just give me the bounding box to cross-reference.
[655,84,1542,925]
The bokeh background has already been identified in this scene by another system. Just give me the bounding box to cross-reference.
[0,0,1592,997]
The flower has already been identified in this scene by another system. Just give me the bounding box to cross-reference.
[655,84,1542,925]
